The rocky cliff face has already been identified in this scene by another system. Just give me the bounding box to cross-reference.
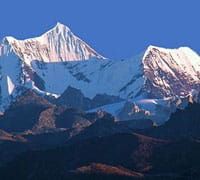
[143,46,200,98]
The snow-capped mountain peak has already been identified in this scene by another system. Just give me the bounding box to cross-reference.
[143,45,200,98]
[0,22,105,66]
[54,22,71,31]
[0,23,107,111]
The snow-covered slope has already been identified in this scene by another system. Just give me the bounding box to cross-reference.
[0,23,200,124]
[143,46,200,98]
[3,22,105,66]
[88,98,174,124]
[31,57,144,98]
[0,22,105,111]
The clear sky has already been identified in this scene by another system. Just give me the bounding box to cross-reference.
[0,0,200,59]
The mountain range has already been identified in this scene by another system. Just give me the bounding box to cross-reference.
[1,23,200,180]
[1,22,200,124]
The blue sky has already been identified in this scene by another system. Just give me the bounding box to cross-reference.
[0,0,200,59]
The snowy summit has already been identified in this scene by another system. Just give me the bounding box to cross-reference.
[1,22,105,65]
